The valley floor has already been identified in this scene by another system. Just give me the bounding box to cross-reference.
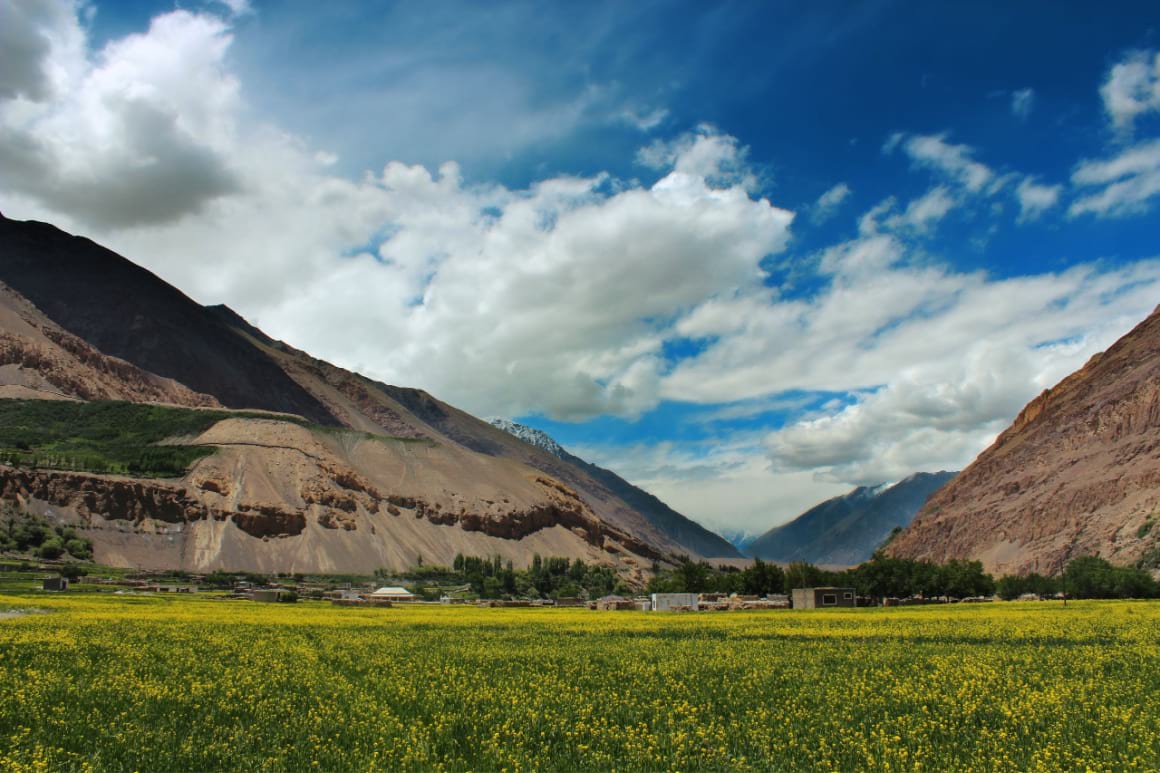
[0,593,1156,771]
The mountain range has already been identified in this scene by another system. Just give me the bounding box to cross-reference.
[3,212,1157,580]
[0,214,736,577]
[746,472,957,566]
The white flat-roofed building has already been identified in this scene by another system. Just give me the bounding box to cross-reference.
[368,586,415,602]
[650,592,699,611]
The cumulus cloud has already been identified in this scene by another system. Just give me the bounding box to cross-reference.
[1069,137,1160,218]
[0,5,241,227]
[1011,88,1035,120]
[1100,49,1160,135]
[662,220,1160,491]
[0,3,795,422]
[810,182,851,224]
[0,0,84,102]
[636,125,758,190]
[1015,177,1062,222]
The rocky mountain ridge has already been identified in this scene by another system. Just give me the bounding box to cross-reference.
[887,305,1160,575]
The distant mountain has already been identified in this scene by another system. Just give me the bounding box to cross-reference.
[888,305,1160,576]
[720,529,757,554]
[748,472,957,566]
[490,419,743,559]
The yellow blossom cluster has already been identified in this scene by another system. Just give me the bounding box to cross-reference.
[0,595,1156,771]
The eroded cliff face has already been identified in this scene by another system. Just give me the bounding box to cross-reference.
[0,416,657,576]
[887,306,1160,575]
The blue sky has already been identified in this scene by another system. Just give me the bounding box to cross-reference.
[3,0,1160,535]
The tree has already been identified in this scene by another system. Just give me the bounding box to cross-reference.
[60,564,87,581]
[37,538,65,560]
[1064,556,1116,599]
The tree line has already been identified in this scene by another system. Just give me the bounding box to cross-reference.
[386,553,632,600]
[647,552,1158,601]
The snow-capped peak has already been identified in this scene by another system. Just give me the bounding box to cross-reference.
[490,419,567,458]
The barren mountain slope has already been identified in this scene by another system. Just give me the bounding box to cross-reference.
[0,283,219,407]
[887,306,1160,575]
[0,214,718,571]
[234,331,686,554]
[489,420,742,559]
[0,215,338,424]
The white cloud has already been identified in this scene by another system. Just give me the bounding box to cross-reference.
[1015,176,1062,222]
[810,182,851,223]
[1069,137,1160,218]
[0,0,85,102]
[0,5,242,227]
[573,435,852,537]
[1011,88,1035,120]
[618,106,669,132]
[636,124,758,191]
[894,133,995,193]
[884,185,956,233]
[213,0,253,17]
[1100,49,1160,135]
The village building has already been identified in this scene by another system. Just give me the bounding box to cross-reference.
[368,586,415,602]
[594,594,636,611]
[324,589,364,601]
[42,577,68,591]
[650,592,699,612]
[145,584,198,593]
[792,587,856,609]
[251,588,296,603]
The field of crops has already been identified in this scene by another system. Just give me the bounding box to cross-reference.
[0,594,1156,772]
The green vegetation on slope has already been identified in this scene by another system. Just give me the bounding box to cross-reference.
[0,506,92,560]
[0,398,429,478]
[0,399,312,477]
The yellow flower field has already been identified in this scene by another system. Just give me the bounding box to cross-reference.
[0,594,1156,772]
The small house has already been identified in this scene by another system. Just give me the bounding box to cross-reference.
[650,592,699,612]
[368,586,415,602]
[595,594,635,611]
[251,588,296,603]
[792,587,856,609]
[42,577,69,592]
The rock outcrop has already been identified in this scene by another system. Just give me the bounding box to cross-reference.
[887,306,1160,575]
